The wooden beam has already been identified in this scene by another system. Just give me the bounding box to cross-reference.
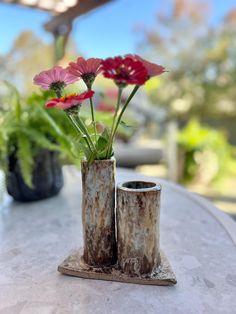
[44,0,112,33]
[0,0,18,3]
[0,0,53,13]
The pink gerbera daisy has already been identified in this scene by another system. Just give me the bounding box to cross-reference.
[46,90,94,111]
[68,57,103,88]
[33,66,78,91]
[126,54,166,79]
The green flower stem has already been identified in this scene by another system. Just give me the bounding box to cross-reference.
[55,91,61,98]
[50,82,64,98]
[67,114,93,157]
[88,91,98,143]
[106,87,123,158]
[75,115,98,157]
[110,85,140,149]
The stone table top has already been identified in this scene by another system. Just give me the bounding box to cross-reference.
[0,167,236,314]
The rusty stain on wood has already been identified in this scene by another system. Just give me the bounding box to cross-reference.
[81,159,116,266]
[117,181,162,276]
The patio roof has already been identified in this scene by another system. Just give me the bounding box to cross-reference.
[0,0,112,32]
[1,0,81,15]
[44,0,111,32]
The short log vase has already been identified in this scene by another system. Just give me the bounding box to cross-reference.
[81,158,116,266]
[117,181,161,276]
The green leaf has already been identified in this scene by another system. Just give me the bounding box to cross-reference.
[101,128,110,140]
[19,128,59,151]
[17,132,34,188]
[120,121,137,130]
[120,120,134,128]
[97,136,108,150]
[35,107,73,152]
[1,80,22,120]
[96,134,109,159]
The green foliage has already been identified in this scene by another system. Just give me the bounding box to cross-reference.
[82,110,137,144]
[177,119,234,183]
[0,31,79,93]
[0,82,81,187]
[16,132,34,187]
[96,129,110,160]
[140,0,236,120]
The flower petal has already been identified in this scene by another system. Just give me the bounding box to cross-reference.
[101,56,148,85]
[34,66,78,90]
[45,91,95,111]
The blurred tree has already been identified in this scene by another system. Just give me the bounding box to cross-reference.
[138,0,236,120]
[0,31,78,94]
[0,31,53,93]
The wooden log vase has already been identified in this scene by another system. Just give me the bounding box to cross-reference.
[81,159,117,266]
[117,181,161,276]
[58,177,177,285]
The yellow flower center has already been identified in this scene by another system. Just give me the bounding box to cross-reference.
[59,93,76,101]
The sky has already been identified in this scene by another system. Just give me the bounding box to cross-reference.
[0,0,236,58]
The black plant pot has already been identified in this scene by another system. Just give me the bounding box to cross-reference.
[6,149,64,202]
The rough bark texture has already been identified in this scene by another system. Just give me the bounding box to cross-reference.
[81,159,116,266]
[117,181,161,276]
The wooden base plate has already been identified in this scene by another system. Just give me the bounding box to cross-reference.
[58,249,177,286]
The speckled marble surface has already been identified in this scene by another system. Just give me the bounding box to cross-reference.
[0,167,236,314]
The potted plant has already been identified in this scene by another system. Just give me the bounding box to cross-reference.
[0,81,79,202]
[33,55,166,266]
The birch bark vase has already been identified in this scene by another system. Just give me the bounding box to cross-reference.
[117,181,161,276]
[81,159,116,266]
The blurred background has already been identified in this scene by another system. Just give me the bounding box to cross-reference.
[0,0,236,217]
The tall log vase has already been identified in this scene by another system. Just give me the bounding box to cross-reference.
[81,158,116,266]
[117,181,161,276]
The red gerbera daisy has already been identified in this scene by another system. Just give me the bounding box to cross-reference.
[68,57,103,88]
[101,56,148,87]
[46,90,94,111]
[126,54,166,79]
